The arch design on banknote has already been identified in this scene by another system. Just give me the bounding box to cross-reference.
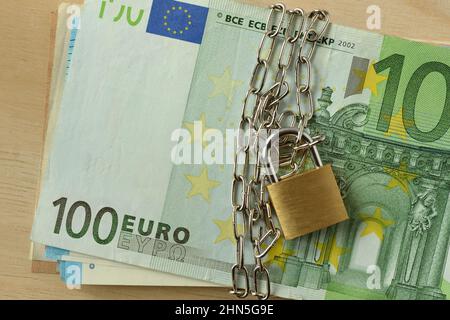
[270,87,450,300]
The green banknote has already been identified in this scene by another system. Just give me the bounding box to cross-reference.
[33,2,215,288]
[32,0,450,299]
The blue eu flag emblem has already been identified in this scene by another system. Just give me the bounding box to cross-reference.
[147,0,209,44]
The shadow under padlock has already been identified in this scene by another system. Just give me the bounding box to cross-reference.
[264,128,349,240]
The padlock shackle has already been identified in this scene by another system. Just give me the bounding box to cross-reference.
[263,128,323,183]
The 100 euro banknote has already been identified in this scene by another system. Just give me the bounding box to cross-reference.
[32,1,216,288]
[32,0,450,299]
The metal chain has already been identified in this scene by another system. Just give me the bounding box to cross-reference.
[230,4,329,300]
[292,10,330,165]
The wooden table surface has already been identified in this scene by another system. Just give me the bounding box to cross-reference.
[0,0,449,300]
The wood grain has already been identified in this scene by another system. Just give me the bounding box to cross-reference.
[0,0,448,300]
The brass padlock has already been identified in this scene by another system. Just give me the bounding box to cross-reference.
[265,128,349,240]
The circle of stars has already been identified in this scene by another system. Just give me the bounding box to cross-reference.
[163,6,193,35]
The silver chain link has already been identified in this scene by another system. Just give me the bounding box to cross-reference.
[230,4,329,300]
[294,10,329,140]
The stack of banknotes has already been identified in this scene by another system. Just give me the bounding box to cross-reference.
[31,0,450,300]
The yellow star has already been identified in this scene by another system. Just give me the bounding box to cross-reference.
[185,167,220,202]
[183,113,210,147]
[383,107,414,141]
[261,239,295,271]
[358,207,394,241]
[384,161,417,194]
[353,61,387,96]
[208,67,243,102]
[316,233,348,270]
[213,214,243,245]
